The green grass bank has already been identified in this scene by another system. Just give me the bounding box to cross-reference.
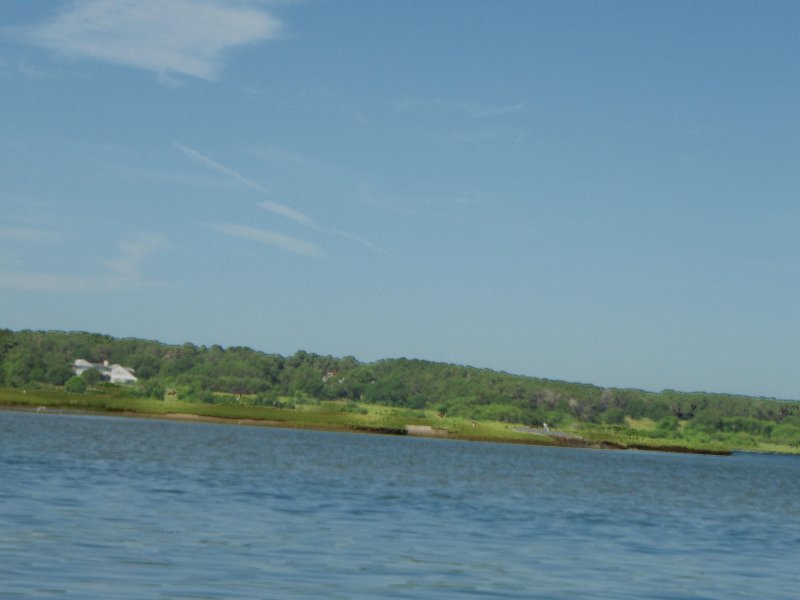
[4,386,779,455]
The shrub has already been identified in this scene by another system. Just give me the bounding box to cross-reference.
[80,368,104,388]
[601,408,626,425]
[64,376,86,394]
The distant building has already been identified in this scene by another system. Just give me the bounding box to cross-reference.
[73,359,138,384]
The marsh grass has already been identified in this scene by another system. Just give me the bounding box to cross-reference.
[2,386,797,454]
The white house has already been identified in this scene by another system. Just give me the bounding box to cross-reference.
[73,359,138,384]
[73,358,94,375]
[107,364,138,384]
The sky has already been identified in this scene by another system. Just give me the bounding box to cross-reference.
[1,1,799,400]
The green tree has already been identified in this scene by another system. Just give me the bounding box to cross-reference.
[363,377,408,406]
[64,376,86,393]
[657,415,679,432]
[128,354,160,379]
[80,368,104,389]
[45,364,73,386]
[601,407,627,425]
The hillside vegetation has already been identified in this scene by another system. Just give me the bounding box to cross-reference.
[2,329,799,452]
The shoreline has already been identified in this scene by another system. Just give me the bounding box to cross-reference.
[0,403,732,455]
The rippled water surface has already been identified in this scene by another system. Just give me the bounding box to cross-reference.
[2,410,799,598]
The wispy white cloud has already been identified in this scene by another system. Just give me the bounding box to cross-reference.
[0,226,59,243]
[174,142,267,193]
[102,233,168,281]
[258,200,317,229]
[448,127,528,143]
[465,102,526,119]
[395,96,525,119]
[251,145,355,180]
[176,142,319,229]
[178,143,383,253]
[0,233,170,292]
[210,223,323,257]
[16,61,68,79]
[437,196,481,206]
[0,271,101,293]
[327,228,385,253]
[16,0,282,81]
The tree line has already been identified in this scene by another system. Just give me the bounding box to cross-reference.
[2,329,799,445]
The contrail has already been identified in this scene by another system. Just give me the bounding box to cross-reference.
[175,142,318,228]
[175,142,382,252]
[174,142,266,194]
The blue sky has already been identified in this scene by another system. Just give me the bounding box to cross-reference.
[2,1,799,399]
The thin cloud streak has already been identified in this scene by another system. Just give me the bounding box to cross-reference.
[0,233,170,292]
[0,271,102,292]
[258,201,317,229]
[395,96,526,119]
[328,228,385,253]
[210,223,323,257]
[0,227,59,243]
[176,142,319,229]
[102,234,168,279]
[251,144,355,179]
[16,0,282,81]
[178,143,381,252]
[174,142,266,194]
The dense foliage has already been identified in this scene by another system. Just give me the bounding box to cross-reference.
[2,329,799,447]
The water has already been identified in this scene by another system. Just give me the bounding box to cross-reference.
[1,410,799,599]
